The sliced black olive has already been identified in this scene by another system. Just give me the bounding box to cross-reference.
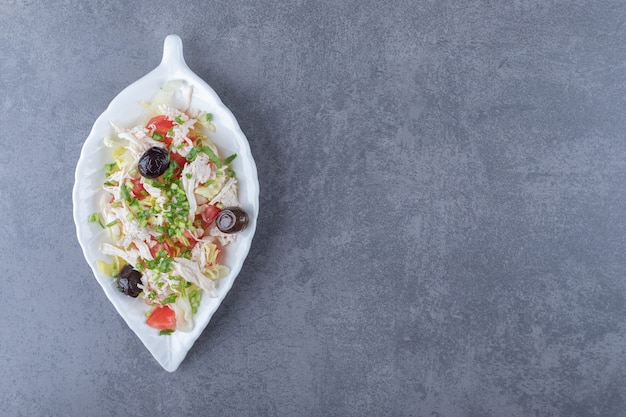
[216,207,249,233]
[116,264,143,298]
[138,147,170,178]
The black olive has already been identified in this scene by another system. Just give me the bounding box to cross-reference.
[216,207,249,233]
[116,264,143,297]
[138,147,170,178]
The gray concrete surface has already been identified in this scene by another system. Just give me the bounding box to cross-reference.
[1,0,626,416]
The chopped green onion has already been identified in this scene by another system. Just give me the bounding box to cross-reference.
[120,184,131,201]
[159,329,175,336]
[152,132,164,141]
[105,220,118,228]
[189,289,201,314]
[104,163,117,176]
[163,160,179,182]
[167,127,174,136]
[88,213,104,228]
[157,257,173,273]
[175,116,184,125]
[205,113,213,122]
[185,145,221,166]
[186,146,201,162]
[160,293,178,305]
[202,146,221,167]
[223,153,237,164]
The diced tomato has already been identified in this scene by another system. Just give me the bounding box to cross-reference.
[149,240,174,258]
[130,178,146,200]
[201,204,221,227]
[180,230,198,249]
[146,305,176,330]
[147,115,174,147]
[147,115,174,137]
[169,150,187,171]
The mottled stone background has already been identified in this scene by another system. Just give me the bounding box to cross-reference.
[1,0,626,416]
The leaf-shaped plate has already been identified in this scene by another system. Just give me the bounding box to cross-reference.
[72,35,259,372]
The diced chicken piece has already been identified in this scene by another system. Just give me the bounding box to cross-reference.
[157,105,196,156]
[116,126,165,160]
[117,219,154,255]
[207,224,236,246]
[171,257,216,297]
[181,153,213,220]
[132,239,153,261]
[100,243,139,267]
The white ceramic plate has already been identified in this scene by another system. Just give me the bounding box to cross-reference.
[72,35,259,372]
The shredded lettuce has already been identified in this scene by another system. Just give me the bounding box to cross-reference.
[147,80,186,116]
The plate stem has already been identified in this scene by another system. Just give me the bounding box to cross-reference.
[160,34,187,71]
